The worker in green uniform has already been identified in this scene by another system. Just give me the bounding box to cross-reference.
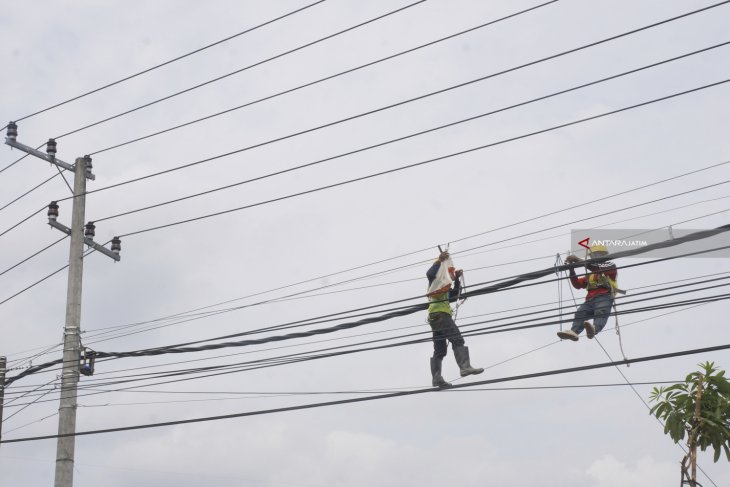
[426,250,483,387]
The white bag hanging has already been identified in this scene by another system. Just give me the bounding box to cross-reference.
[427,257,455,296]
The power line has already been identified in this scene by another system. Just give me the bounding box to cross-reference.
[3,343,729,444]
[92,238,730,359]
[76,160,730,337]
[52,2,730,204]
[68,280,730,389]
[6,283,726,402]
[0,173,62,213]
[12,265,726,378]
[3,171,726,371]
[66,381,681,408]
[70,211,730,351]
[86,0,559,156]
[0,235,67,279]
[0,246,98,309]
[9,0,328,125]
[7,233,728,389]
[0,205,46,239]
[7,293,727,404]
[110,79,730,238]
[48,1,427,142]
[87,41,730,225]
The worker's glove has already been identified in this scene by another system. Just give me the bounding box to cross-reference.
[565,255,581,264]
[455,269,463,278]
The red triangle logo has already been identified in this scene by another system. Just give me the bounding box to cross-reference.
[578,237,591,250]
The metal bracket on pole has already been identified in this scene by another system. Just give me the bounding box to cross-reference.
[4,122,95,180]
[48,219,120,262]
[0,356,6,447]
[5,138,96,180]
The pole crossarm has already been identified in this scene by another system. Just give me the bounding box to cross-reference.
[48,220,120,262]
[4,138,95,180]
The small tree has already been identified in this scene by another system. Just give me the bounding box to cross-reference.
[649,361,730,487]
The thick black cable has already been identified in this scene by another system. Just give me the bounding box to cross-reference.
[10,1,327,124]
[3,343,729,444]
[113,210,730,345]
[88,0,559,156]
[7,260,725,395]
[8,292,724,401]
[6,196,714,371]
[9,291,723,402]
[12,295,730,406]
[98,236,730,357]
[102,180,730,338]
[50,1,426,141]
[7,232,726,388]
[5,204,727,383]
[76,162,730,337]
[61,283,730,390]
[113,79,730,238]
[89,41,730,224]
[56,1,730,204]
[11,267,715,382]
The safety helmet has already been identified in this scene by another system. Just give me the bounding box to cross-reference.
[589,243,609,256]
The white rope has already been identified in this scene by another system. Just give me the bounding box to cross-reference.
[554,253,564,331]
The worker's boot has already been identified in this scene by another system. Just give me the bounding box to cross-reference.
[430,357,452,388]
[453,345,484,377]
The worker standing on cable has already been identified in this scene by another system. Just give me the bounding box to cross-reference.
[558,244,619,342]
[426,250,483,388]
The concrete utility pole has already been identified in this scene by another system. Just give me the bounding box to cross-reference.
[54,155,87,487]
[4,122,121,487]
[0,356,6,446]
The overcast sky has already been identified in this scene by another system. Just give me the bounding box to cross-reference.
[1,1,730,486]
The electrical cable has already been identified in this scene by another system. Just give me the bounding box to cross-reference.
[48,1,427,142]
[0,178,724,378]
[0,152,31,176]
[99,196,730,341]
[86,0,559,156]
[0,205,46,239]
[7,288,726,404]
[0,235,68,279]
[6,196,724,371]
[11,267,723,384]
[8,0,328,125]
[0,246,98,309]
[49,0,728,164]
[51,3,730,205]
[85,40,730,225]
[3,343,729,444]
[70,381,681,408]
[2,412,58,435]
[0,173,62,213]
[102,79,730,238]
[7,236,728,389]
[6,293,723,403]
[70,281,730,388]
[74,160,730,338]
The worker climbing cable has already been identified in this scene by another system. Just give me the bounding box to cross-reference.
[557,244,622,342]
[426,249,483,388]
